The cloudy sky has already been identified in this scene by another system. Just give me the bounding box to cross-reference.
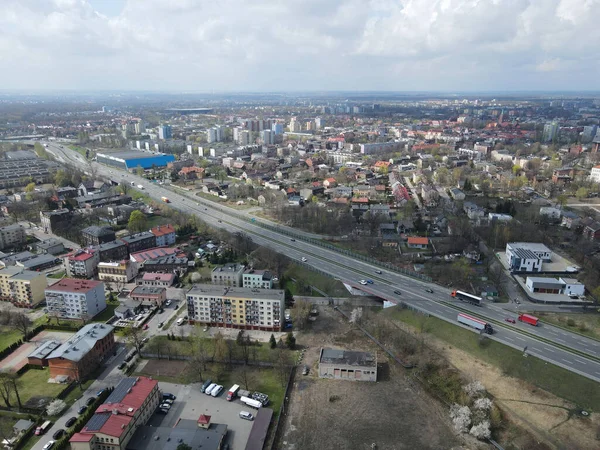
[1,0,598,92]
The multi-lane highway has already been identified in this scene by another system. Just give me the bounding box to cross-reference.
[41,142,600,382]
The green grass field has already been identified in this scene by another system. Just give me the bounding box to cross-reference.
[92,303,118,323]
[536,311,600,340]
[284,264,350,298]
[17,369,65,406]
[386,307,600,410]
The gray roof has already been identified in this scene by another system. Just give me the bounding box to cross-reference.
[121,232,155,244]
[507,242,551,253]
[187,284,284,302]
[127,422,227,450]
[82,226,114,237]
[95,240,127,251]
[319,347,376,367]
[28,340,62,360]
[144,256,187,266]
[512,248,540,260]
[131,286,166,296]
[16,254,60,269]
[526,277,564,289]
[212,263,245,273]
[47,323,114,362]
[36,238,63,250]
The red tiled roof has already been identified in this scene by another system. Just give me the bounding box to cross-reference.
[130,247,180,263]
[47,278,101,292]
[407,237,429,245]
[67,250,96,261]
[150,224,175,237]
[70,433,94,442]
[197,414,211,424]
[95,414,132,437]
[325,178,336,183]
[179,166,204,174]
[141,272,175,282]
[352,197,369,203]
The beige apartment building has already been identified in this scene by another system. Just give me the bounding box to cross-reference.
[187,284,284,331]
[98,260,138,284]
[0,266,48,307]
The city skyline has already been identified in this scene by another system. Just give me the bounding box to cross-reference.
[1,0,598,92]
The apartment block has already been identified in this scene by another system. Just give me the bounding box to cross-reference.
[150,224,176,246]
[64,249,99,278]
[211,263,246,287]
[187,285,284,331]
[120,232,157,254]
[98,260,138,284]
[81,225,116,247]
[40,209,72,234]
[45,278,106,320]
[0,266,48,307]
[242,269,273,289]
[70,377,160,450]
[0,224,26,250]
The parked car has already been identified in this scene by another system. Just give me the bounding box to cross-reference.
[394,290,402,295]
[165,300,172,306]
[65,417,77,428]
[239,411,254,421]
[505,318,516,324]
[118,362,126,370]
[211,385,223,397]
[96,389,106,397]
[42,441,55,450]
[156,408,169,415]
[162,398,174,405]
[77,405,87,415]
[85,397,96,406]
[162,393,176,400]
[142,337,149,343]
[205,383,217,396]
[158,322,164,328]
[159,403,171,410]
[200,379,213,393]
[52,429,65,440]
[302,365,309,376]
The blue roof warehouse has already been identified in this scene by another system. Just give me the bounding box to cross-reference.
[96,150,175,170]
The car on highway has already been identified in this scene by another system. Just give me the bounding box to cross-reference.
[42,441,55,450]
[290,238,295,242]
[425,288,434,293]
[394,290,402,295]
[375,270,382,274]
[301,257,307,262]
[77,405,87,415]
[52,429,65,440]
[505,318,516,324]
[359,280,367,285]
[65,417,77,428]
[218,220,222,223]
[366,279,374,284]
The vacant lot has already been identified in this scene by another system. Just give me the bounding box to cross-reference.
[278,306,463,450]
[536,311,600,340]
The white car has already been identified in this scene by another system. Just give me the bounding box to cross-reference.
[211,385,223,397]
[42,442,55,450]
[165,300,172,306]
[359,280,368,285]
[205,383,217,395]
[301,257,307,262]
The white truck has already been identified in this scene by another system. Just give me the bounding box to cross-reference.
[137,184,144,190]
[457,313,493,334]
[240,396,262,409]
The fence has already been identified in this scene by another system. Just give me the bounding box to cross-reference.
[269,365,296,450]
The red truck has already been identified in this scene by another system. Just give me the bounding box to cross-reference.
[518,314,539,326]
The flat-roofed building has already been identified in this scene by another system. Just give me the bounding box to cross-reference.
[505,242,552,273]
[98,260,138,284]
[129,286,167,310]
[0,224,26,250]
[318,347,377,382]
[242,269,273,289]
[70,376,160,450]
[211,263,246,287]
[45,278,106,320]
[187,285,284,331]
[0,266,47,307]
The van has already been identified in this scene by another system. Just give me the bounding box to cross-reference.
[201,379,212,393]
[211,385,223,397]
[239,411,254,421]
[176,318,185,326]
[205,383,217,395]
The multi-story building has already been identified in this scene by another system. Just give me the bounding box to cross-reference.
[45,278,106,320]
[98,260,138,284]
[80,226,116,247]
[47,323,115,380]
[505,242,552,273]
[142,255,188,273]
[70,376,160,450]
[40,209,72,234]
[120,232,157,254]
[543,122,559,143]
[211,263,245,287]
[242,269,273,289]
[0,266,47,307]
[0,224,26,250]
[187,285,284,331]
[94,240,129,262]
[158,124,172,140]
[315,117,325,129]
[138,272,175,287]
[261,129,273,145]
[150,224,176,246]
[271,123,284,135]
[64,249,99,278]
[590,165,600,183]
[129,286,166,309]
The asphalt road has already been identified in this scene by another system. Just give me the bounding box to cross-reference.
[42,142,600,383]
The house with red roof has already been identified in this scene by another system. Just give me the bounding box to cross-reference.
[139,272,175,287]
[407,237,429,249]
[70,376,160,450]
[323,177,337,188]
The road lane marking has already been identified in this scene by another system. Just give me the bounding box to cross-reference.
[562,359,573,365]
[543,347,555,353]
[555,338,566,344]
[504,337,514,342]
[574,358,587,365]
[515,336,526,342]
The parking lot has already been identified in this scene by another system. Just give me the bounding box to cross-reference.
[151,381,257,449]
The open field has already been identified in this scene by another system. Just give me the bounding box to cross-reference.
[11,368,65,408]
[92,303,118,322]
[284,264,350,297]
[385,307,600,409]
[384,306,600,449]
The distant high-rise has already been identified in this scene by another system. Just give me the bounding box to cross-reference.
[315,117,325,129]
[289,117,301,133]
[583,125,598,140]
[238,130,251,145]
[134,120,145,134]
[542,122,559,143]
[158,124,172,140]
[271,123,284,135]
[207,128,217,143]
[261,130,273,145]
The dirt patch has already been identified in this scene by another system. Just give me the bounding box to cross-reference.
[279,307,470,450]
[137,359,188,379]
[0,330,74,372]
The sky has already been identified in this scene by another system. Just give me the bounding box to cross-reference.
[1,0,599,92]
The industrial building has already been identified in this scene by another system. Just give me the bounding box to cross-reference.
[187,285,284,331]
[318,348,377,382]
[96,150,175,170]
[525,277,585,296]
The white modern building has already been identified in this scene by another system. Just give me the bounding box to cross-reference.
[505,242,552,273]
[186,285,284,331]
[45,279,106,320]
[525,277,585,296]
[242,269,273,289]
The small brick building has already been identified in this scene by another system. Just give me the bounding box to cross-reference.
[318,347,377,382]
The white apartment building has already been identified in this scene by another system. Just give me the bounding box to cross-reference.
[242,269,273,289]
[590,165,600,183]
[45,279,106,320]
[186,285,284,331]
[64,249,99,278]
[211,263,246,287]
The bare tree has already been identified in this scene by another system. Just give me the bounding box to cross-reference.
[0,373,13,408]
[186,332,209,382]
[238,365,257,391]
[273,348,292,387]
[212,332,228,362]
[9,313,33,340]
[291,299,311,331]
[123,324,145,354]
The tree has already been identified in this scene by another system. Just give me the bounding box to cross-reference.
[119,180,131,195]
[273,348,291,387]
[176,444,192,450]
[46,399,67,415]
[136,165,145,177]
[285,332,296,350]
[576,187,589,201]
[9,313,32,340]
[291,299,311,330]
[123,324,145,354]
[127,210,148,233]
[269,334,277,349]
[557,194,567,208]
[53,170,70,187]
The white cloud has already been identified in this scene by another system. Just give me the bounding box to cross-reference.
[0,0,598,91]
